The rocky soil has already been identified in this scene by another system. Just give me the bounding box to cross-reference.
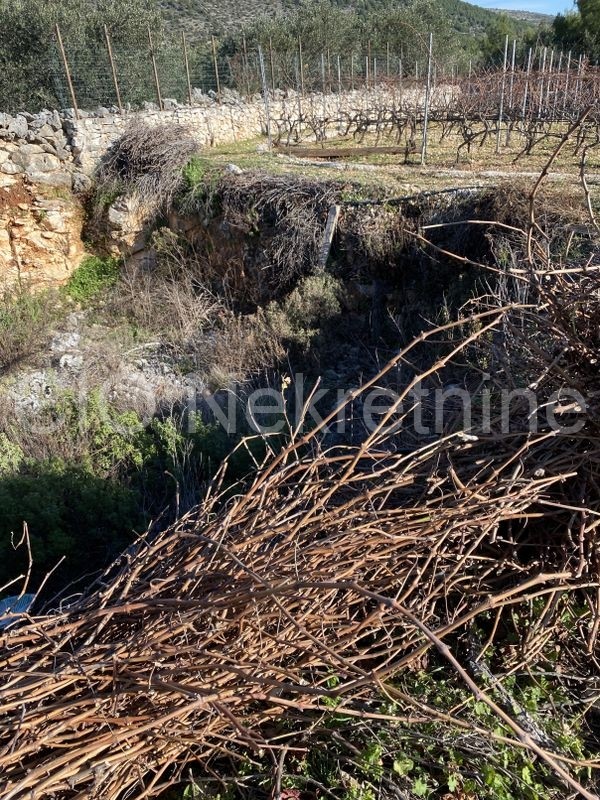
[2,308,204,421]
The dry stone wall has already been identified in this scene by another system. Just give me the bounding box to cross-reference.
[1,87,428,182]
[0,110,78,192]
[0,89,426,180]
[0,87,433,289]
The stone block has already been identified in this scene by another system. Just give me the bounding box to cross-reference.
[26,170,73,188]
[11,150,61,173]
[71,173,92,194]
[1,161,23,175]
[7,115,29,139]
[36,123,61,140]
[42,211,68,233]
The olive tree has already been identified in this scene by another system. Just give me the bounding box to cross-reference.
[0,0,165,111]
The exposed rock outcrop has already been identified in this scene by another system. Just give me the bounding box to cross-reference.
[0,179,85,290]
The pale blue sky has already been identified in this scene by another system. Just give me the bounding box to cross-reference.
[476,0,576,16]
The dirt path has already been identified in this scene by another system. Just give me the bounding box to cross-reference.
[277,153,600,184]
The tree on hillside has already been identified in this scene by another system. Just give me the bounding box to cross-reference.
[552,11,584,53]
[579,0,600,54]
[552,0,600,59]
[245,0,463,73]
[0,0,164,111]
[481,13,517,64]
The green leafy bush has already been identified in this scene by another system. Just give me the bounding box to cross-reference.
[181,156,211,190]
[0,434,24,477]
[65,256,121,305]
[0,0,165,112]
[177,157,222,218]
[267,272,343,349]
[0,390,251,596]
[0,460,141,594]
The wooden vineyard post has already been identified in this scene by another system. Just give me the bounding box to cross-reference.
[294,54,303,131]
[574,53,583,107]
[398,56,403,104]
[496,34,508,154]
[414,60,420,120]
[421,32,433,165]
[182,31,193,106]
[545,49,555,110]
[211,36,221,102]
[563,51,572,119]
[538,47,547,118]
[104,25,123,113]
[242,34,250,98]
[318,205,341,270]
[335,53,342,118]
[55,24,79,119]
[551,51,563,121]
[147,25,163,110]
[269,37,276,94]
[298,36,305,97]
[258,46,272,151]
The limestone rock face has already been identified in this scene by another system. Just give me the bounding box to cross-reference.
[0,178,85,290]
[105,196,149,256]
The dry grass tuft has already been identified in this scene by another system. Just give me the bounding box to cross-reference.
[0,288,62,373]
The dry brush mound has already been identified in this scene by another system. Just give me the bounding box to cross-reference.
[2,271,600,798]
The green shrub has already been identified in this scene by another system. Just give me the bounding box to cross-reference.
[93,182,124,211]
[177,156,222,218]
[181,156,211,190]
[65,256,121,305]
[267,273,343,349]
[0,391,251,597]
[0,460,141,594]
[0,434,23,477]
[0,288,60,371]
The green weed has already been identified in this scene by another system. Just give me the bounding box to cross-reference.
[65,256,121,305]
